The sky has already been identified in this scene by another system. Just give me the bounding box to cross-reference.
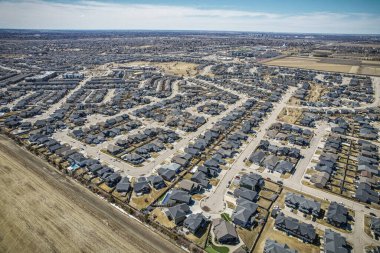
[0,0,380,34]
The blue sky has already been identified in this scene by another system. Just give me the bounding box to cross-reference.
[0,0,379,33]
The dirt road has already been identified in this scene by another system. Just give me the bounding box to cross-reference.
[0,135,185,253]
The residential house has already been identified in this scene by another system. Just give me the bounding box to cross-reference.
[234,188,258,202]
[264,239,297,253]
[326,202,349,228]
[285,193,321,217]
[232,198,258,228]
[166,203,191,225]
[178,179,201,194]
[324,229,349,253]
[275,213,317,243]
[240,173,264,191]
[212,218,239,245]
[183,213,208,234]
[371,217,380,237]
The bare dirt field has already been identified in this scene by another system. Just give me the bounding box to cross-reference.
[124,61,199,77]
[264,56,380,76]
[0,135,184,253]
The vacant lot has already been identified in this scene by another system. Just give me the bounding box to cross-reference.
[265,56,353,72]
[0,135,183,253]
[125,61,199,77]
[265,56,380,76]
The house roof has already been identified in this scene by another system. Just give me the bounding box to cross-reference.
[264,239,297,253]
[324,229,348,253]
[285,193,321,214]
[212,218,238,241]
[275,213,316,240]
[169,189,191,204]
[234,188,257,202]
[183,213,207,232]
[168,203,190,220]
[326,202,348,225]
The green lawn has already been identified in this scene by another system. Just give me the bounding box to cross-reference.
[205,244,229,253]
[221,213,232,222]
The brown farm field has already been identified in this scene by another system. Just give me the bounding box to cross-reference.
[0,135,184,253]
[264,56,380,76]
[124,61,199,77]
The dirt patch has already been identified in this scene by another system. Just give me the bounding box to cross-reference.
[278,108,303,124]
[124,61,199,77]
[264,56,380,76]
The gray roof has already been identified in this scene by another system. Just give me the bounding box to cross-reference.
[234,188,258,202]
[167,203,190,220]
[275,213,316,241]
[264,239,297,253]
[212,218,238,242]
[183,213,208,233]
[285,193,321,214]
[326,202,348,225]
[169,189,191,204]
[324,229,348,253]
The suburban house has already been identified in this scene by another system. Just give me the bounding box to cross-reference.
[326,202,349,228]
[324,229,349,253]
[355,182,380,204]
[311,171,329,188]
[233,188,258,202]
[178,179,201,194]
[212,218,239,245]
[134,177,151,195]
[285,193,321,217]
[239,173,264,191]
[166,203,191,225]
[168,189,192,205]
[275,213,317,243]
[183,213,208,234]
[148,175,166,190]
[264,239,297,253]
[231,198,258,228]
[371,217,380,237]
[115,177,131,193]
[157,168,176,182]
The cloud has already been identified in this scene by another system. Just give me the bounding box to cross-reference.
[0,0,379,34]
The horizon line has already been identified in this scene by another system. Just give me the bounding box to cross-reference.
[1,28,379,36]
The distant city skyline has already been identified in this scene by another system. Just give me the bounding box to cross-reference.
[0,0,379,34]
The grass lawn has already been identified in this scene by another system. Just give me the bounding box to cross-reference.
[185,223,211,248]
[236,224,262,249]
[257,198,272,210]
[264,181,281,193]
[210,178,220,186]
[221,213,232,222]
[130,187,169,210]
[150,208,176,229]
[193,194,205,201]
[98,183,114,193]
[205,243,229,253]
[226,201,236,209]
[260,190,277,200]
[364,215,373,238]
[112,190,130,202]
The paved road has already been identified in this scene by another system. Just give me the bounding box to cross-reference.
[200,87,296,213]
